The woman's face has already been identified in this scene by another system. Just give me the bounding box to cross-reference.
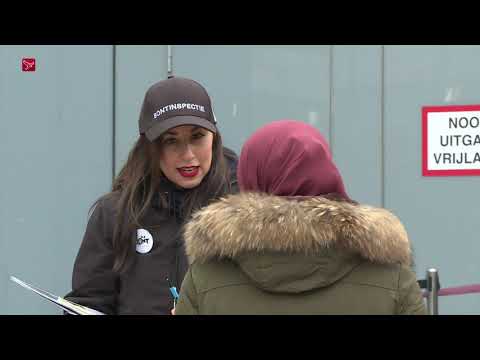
[158,125,214,189]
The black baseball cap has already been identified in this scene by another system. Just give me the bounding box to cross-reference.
[139,76,217,142]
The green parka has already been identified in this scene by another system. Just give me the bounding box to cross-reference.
[175,192,426,315]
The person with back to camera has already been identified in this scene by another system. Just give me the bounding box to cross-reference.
[64,76,238,315]
[175,120,426,315]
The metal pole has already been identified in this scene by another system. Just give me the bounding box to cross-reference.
[426,268,439,315]
[167,45,173,78]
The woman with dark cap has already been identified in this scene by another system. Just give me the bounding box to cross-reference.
[175,120,426,314]
[64,76,238,314]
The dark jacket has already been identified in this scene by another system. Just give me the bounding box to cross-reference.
[65,148,238,315]
[175,193,427,315]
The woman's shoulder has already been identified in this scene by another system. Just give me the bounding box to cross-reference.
[222,146,238,168]
[222,146,238,189]
[222,146,238,159]
[91,191,122,216]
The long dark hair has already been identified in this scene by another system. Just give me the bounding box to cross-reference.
[93,131,233,273]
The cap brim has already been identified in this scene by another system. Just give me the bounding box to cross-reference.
[145,115,217,142]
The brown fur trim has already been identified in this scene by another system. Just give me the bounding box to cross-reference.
[184,192,411,266]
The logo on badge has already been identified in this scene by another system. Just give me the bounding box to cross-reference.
[136,229,153,254]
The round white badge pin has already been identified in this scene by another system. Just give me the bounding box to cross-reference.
[136,229,154,254]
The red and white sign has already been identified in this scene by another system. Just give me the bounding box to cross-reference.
[22,58,36,72]
[422,105,480,176]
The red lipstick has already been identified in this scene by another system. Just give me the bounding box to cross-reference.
[178,166,199,178]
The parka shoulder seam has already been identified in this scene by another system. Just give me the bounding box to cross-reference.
[341,281,397,291]
[196,281,251,295]
[190,266,199,296]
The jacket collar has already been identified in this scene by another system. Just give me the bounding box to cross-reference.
[183,192,412,266]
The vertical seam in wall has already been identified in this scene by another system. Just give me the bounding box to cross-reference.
[329,45,334,156]
[168,45,173,77]
[112,45,116,183]
[380,45,385,208]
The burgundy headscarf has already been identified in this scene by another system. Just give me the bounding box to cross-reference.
[237,120,349,199]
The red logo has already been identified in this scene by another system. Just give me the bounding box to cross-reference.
[22,58,36,72]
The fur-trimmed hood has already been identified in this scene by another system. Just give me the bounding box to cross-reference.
[183,192,412,292]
